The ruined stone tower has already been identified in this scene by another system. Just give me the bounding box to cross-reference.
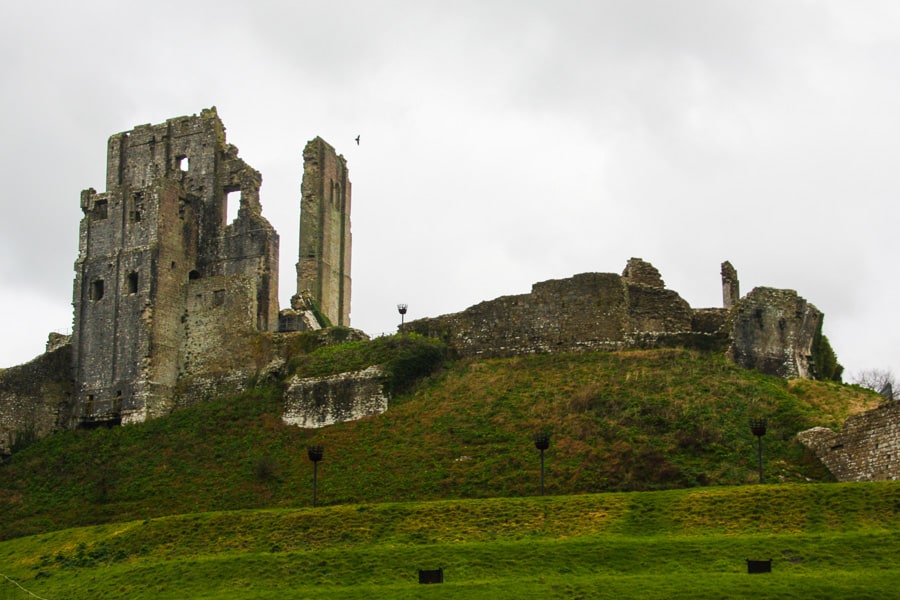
[72,108,279,426]
[721,261,740,309]
[294,137,352,326]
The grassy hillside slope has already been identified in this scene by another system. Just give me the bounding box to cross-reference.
[2,482,900,598]
[0,343,879,541]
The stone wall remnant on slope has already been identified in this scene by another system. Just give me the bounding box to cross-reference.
[283,366,387,428]
[0,344,74,456]
[406,258,821,381]
[407,271,687,357]
[798,401,900,481]
[725,287,821,379]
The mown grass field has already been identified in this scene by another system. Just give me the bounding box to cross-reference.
[1,482,899,598]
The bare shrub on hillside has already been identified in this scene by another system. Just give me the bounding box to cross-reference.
[852,369,899,401]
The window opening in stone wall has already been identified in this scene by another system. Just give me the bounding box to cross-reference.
[90,279,104,301]
[177,155,189,172]
[94,200,108,220]
[226,190,241,225]
[189,270,200,281]
[127,271,138,294]
[130,191,144,223]
[213,289,225,307]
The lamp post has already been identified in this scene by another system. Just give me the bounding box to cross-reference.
[397,304,408,334]
[533,432,550,496]
[749,419,767,484]
[307,445,324,506]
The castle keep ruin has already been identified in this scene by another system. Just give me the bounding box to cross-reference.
[70,108,352,427]
[0,109,363,451]
[73,109,281,425]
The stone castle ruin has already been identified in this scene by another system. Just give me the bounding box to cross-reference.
[1,109,887,481]
[71,108,354,427]
[73,109,282,425]
[407,258,824,380]
[1,108,355,446]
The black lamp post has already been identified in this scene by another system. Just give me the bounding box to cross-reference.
[749,419,767,484]
[397,304,408,334]
[533,432,550,496]
[307,445,324,506]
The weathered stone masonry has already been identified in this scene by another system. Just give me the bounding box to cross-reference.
[0,345,73,455]
[72,108,280,427]
[724,287,822,380]
[283,366,387,429]
[406,257,822,380]
[798,401,900,481]
[294,137,352,327]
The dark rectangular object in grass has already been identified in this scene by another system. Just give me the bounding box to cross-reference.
[747,559,772,573]
[418,568,444,584]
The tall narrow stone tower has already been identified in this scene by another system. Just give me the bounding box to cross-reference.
[721,261,740,309]
[71,108,279,426]
[294,137,352,326]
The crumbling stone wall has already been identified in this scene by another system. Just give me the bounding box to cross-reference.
[279,291,326,332]
[725,287,821,379]
[622,257,665,288]
[406,258,819,380]
[407,260,714,358]
[294,137,352,327]
[798,401,900,481]
[283,366,387,428]
[183,274,260,376]
[0,344,73,456]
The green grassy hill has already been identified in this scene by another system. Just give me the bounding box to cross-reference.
[2,483,900,598]
[0,339,879,541]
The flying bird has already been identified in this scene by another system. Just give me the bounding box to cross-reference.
[355,135,360,145]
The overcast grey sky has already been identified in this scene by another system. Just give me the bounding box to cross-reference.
[1,1,897,381]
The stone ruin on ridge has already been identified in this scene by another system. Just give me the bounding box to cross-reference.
[405,258,826,381]
[0,108,864,470]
